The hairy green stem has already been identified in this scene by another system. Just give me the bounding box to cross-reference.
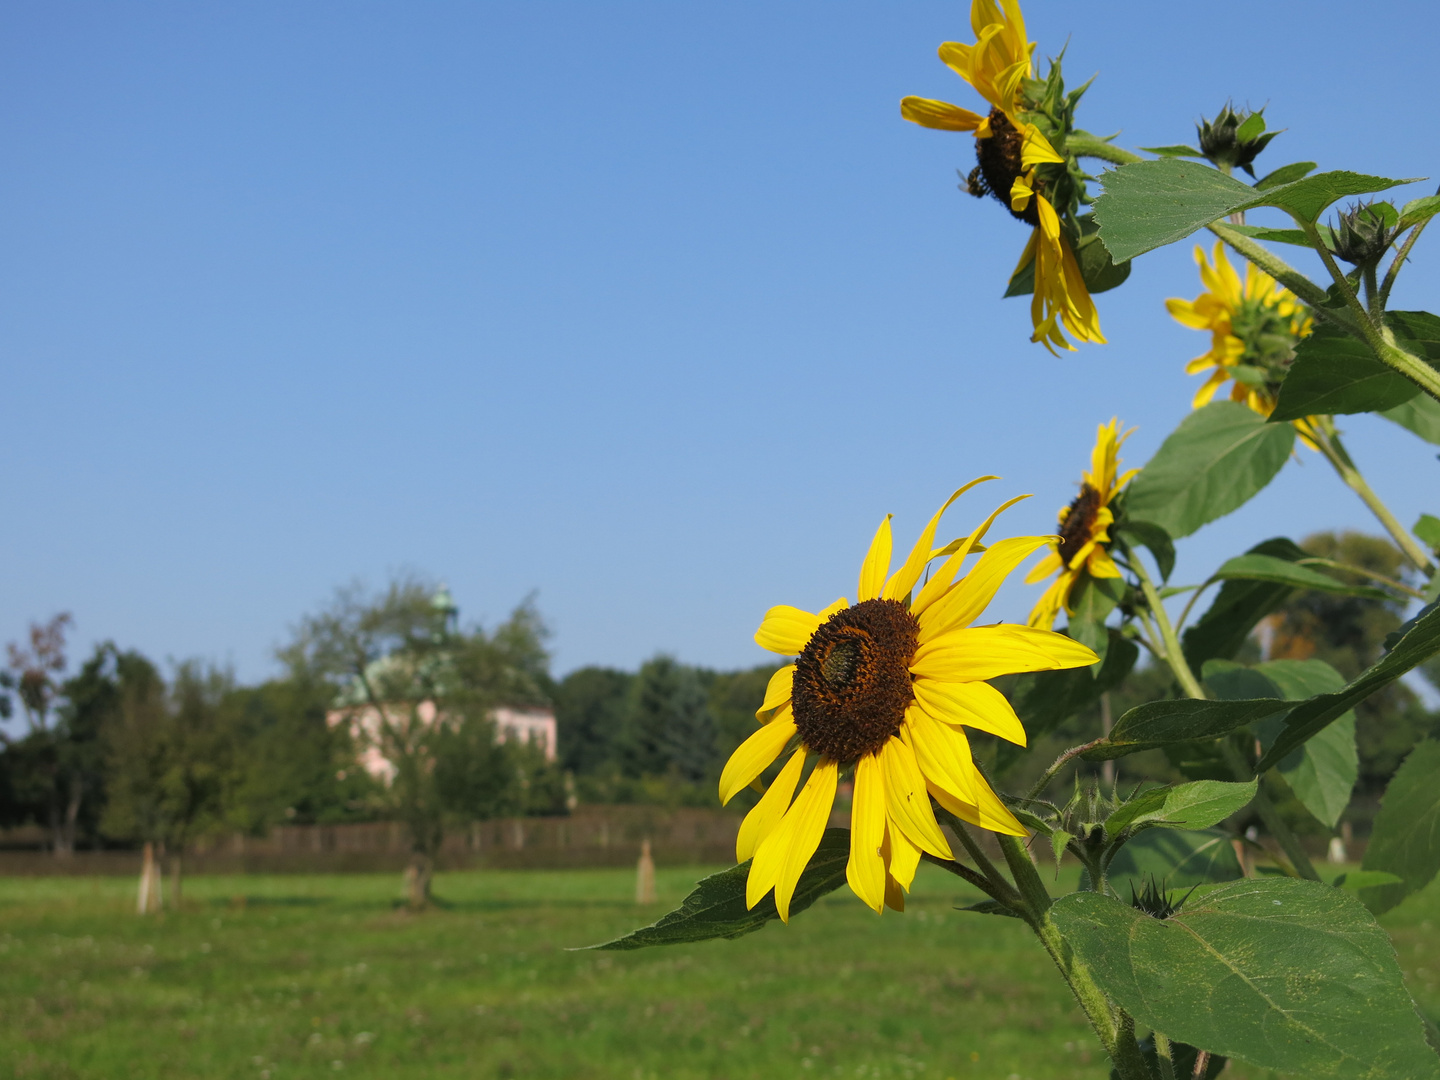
[1378,220,1430,309]
[1154,1030,1178,1080]
[1313,420,1436,575]
[1132,559,1207,701]
[1363,264,1381,318]
[1208,221,1335,312]
[1220,740,1321,881]
[935,806,1023,910]
[1300,219,1440,402]
[1067,134,1144,166]
[1026,738,1106,801]
[1033,914,1152,1080]
[997,833,1052,916]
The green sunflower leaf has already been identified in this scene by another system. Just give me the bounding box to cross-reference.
[1256,602,1440,771]
[1416,514,1440,551]
[1334,870,1403,893]
[1398,193,1440,231]
[1380,393,1440,445]
[1258,170,1423,223]
[1105,828,1243,894]
[1388,309,1440,363]
[1182,538,1308,669]
[585,829,850,950]
[1254,161,1317,191]
[1224,223,1311,246]
[1112,519,1175,582]
[1104,779,1256,835]
[1358,739,1440,915]
[1211,553,1395,599]
[1139,145,1205,158]
[1125,402,1294,539]
[1251,659,1357,830]
[1051,881,1440,1080]
[1270,322,1419,420]
[1083,697,1291,760]
[1093,159,1256,261]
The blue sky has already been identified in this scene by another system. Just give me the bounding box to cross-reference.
[2,0,1437,686]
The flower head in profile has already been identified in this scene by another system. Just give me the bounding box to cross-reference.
[718,482,1098,920]
[1025,419,1137,631]
[1167,242,1317,444]
[899,0,1105,354]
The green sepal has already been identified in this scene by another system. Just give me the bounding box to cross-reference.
[1051,880,1440,1080]
[585,829,850,949]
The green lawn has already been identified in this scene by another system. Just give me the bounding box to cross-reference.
[3,863,1438,1080]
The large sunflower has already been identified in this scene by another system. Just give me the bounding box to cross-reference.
[900,0,1104,355]
[1025,419,1137,631]
[1167,242,1317,443]
[718,483,1099,920]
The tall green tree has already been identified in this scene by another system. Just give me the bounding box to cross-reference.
[287,578,554,907]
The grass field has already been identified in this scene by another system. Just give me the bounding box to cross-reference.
[3,863,1439,1080]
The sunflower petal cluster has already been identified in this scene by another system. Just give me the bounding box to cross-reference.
[718,482,1098,920]
[1026,419,1137,630]
[1167,242,1318,445]
[900,0,1104,354]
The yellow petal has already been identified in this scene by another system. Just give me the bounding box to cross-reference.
[736,747,805,862]
[929,777,1026,837]
[1023,548,1063,585]
[719,712,796,806]
[884,872,907,912]
[904,704,978,803]
[917,535,1051,638]
[884,478,997,603]
[754,605,820,654]
[1019,124,1064,167]
[857,515,893,602]
[879,735,952,859]
[911,623,1099,681]
[899,96,984,132]
[910,495,1031,618]
[885,820,922,890]
[765,759,838,922]
[1086,548,1123,579]
[846,753,887,914]
[913,677,1027,746]
[1026,571,1074,631]
[755,664,796,719]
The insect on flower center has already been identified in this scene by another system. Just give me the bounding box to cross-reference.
[969,108,1041,228]
[1057,484,1104,567]
[791,598,920,764]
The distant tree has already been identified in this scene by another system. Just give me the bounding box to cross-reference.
[101,661,233,906]
[1264,531,1435,792]
[620,655,716,783]
[553,666,633,775]
[287,578,554,908]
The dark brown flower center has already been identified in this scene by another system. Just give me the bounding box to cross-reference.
[967,107,1041,228]
[791,599,920,764]
[1057,484,1104,567]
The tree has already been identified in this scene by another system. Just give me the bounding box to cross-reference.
[621,655,716,782]
[287,578,553,908]
[101,661,232,907]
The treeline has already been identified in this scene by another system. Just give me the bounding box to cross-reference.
[0,580,777,876]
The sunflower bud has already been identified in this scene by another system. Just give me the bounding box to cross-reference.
[1197,103,1279,177]
[1330,201,1400,267]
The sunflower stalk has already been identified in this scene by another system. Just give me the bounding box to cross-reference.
[1311,418,1437,575]
[1300,219,1440,402]
[1065,134,1143,167]
[1131,558,1207,701]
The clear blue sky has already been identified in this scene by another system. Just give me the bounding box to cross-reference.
[3,1,1437,685]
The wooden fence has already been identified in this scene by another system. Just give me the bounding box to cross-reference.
[0,805,743,875]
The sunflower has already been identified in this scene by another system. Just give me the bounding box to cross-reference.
[1167,242,1317,444]
[717,482,1099,920]
[900,0,1104,354]
[1025,419,1138,631]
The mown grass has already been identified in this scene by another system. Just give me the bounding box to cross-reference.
[2,863,1438,1080]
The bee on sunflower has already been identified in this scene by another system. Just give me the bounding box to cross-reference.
[1167,241,1319,446]
[900,0,1107,354]
[717,482,1098,920]
[1025,419,1137,631]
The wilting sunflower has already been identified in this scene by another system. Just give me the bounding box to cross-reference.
[1167,242,1317,444]
[717,482,1098,920]
[900,0,1104,354]
[1025,419,1137,631]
